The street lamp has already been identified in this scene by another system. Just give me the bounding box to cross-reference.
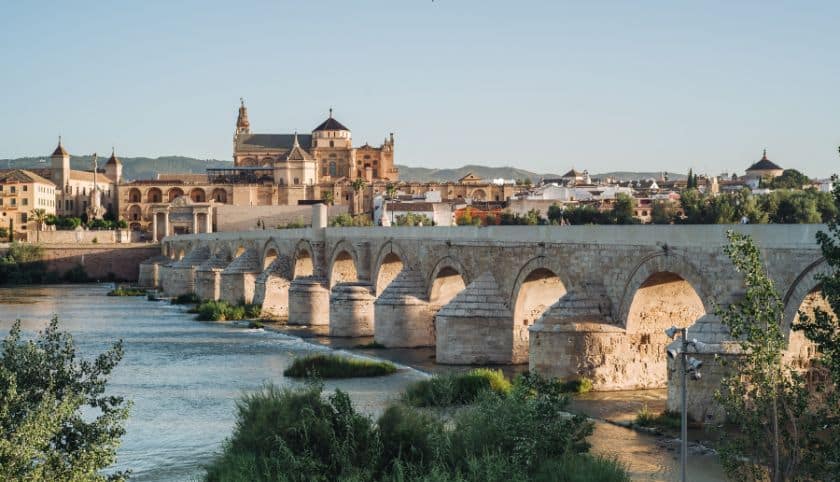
[665,326,703,482]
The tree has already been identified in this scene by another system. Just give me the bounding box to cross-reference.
[767,169,810,190]
[351,178,367,214]
[395,212,434,226]
[716,231,809,481]
[385,183,397,200]
[29,208,48,242]
[0,317,130,480]
[651,200,674,224]
[321,191,334,206]
[687,169,695,189]
[792,174,840,480]
[609,194,637,224]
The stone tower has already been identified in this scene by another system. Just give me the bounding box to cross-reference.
[105,147,122,184]
[235,98,250,136]
[50,136,70,191]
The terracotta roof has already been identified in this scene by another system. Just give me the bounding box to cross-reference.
[747,150,782,171]
[313,116,349,132]
[0,169,55,186]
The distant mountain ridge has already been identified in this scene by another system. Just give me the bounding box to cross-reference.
[0,155,686,183]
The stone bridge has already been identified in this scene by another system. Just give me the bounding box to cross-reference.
[140,206,831,421]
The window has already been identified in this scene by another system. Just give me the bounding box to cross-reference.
[329,162,337,177]
[22,199,28,206]
[0,199,3,206]
[22,185,27,192]
[11,199,16,206]
[21,213,27,223]
[329,140,334,148]
[10,186,15,193]
[294,177,300,185]
[0,185,4,191]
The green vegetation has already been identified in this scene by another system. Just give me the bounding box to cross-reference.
[547,195,639,225]
[107,287,146,296]
[560,377,594,394]
[403,368,512,407]
[247,320,264,329]
[633,404,681,431]
[394,212,435,226]
[171,292,201,305]
[762,169,810,190]
[194,300,262,321]
[330,213,374,227]
[204,374,627,482]
[355,340,386,349]
[0,316,130,481]
[276,217,307,229]
[0,242,46,284]
[283,354,397,379]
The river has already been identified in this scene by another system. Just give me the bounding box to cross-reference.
[0,284,724,481]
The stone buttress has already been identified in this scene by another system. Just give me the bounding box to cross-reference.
[253,256,293,321]
[138,255,171,289]
[288,277,330,325]
[163,246,210,297]
[329,282,375,337]
[194,251,231,301]
[374,269,436,347]
[435,272,517,364]
[220,248,261,304]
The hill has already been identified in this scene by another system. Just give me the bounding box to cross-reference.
[0,154,686,183]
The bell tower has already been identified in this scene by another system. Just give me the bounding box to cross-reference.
[50,136,70,192]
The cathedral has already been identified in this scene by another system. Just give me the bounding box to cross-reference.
[231,100,398,184]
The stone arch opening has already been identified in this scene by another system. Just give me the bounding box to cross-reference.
[263,247,279,270]
[429,266,466,307]
[168,187,185,202]
[626,272,705,334]
[513,268,566,328]
[190,188,206,203]
[127,204,142,221]
[212,188,228,203]
[294,246,315,278]
[471,189,487,201]
[128,188,141,203]
[147,187,162,203]
[376,252,404,296]
[330,250,358,287]
[785,285,830,374]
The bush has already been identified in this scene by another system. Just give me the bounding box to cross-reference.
[283,354,397,379]
[560,377,593,394]
[634,404,682,431]
[204,384,381,482]
[205,375,625,482]
[0,242,47,285]
[172,293,201,305]
[194,300,261,321]
[403,369,511,407]
[107,287,146,296]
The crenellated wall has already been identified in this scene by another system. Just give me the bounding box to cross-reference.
[144,215,831,422]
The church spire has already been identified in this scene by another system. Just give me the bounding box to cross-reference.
[762,148,768,160]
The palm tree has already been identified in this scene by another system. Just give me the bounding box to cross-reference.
[385,183,397,200]
[351,178,367,214]
[321,191,334,206]
[29,208,48,243]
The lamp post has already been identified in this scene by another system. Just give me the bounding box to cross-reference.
[665,326,704,482]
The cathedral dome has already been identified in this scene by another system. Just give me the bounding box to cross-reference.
[313,108,349,132]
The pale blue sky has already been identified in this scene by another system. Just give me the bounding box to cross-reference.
[1,1,838,176]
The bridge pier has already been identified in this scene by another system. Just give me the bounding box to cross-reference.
[220,248,260,304]
[165,246,210,297]
[288,277,330,325]
[194,251,231,301]
[253,273,290,321]
[329,282,375,337]
[374,270,436,347]
[435,272,520,364]
[138,255,170,288]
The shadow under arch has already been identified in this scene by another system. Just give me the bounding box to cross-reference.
[293,239,316,279]
[372,240,408,296]
[426,255,470,306]
[509,256,569,329]
[328,239,360,288]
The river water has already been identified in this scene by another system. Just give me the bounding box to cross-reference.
[0,284,724,481]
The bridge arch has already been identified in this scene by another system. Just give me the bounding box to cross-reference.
[510,256,569,330]
[427,256,469,306]
[293,239,316,278]
[372,240,408,296]
[617,252,712,329]
[328,239,359,287]
[782,257,831,338]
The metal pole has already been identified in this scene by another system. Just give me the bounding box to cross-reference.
[681,327,688,482]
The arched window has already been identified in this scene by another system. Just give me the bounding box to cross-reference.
[329,162,337,177]
[329,140,334,148]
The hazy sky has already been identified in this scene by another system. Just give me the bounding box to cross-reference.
[1,1,838,177]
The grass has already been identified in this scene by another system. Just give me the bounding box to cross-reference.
[355,341,386,349]
[171,293,201,304]
[403,368,512,407]
[107,287,146,296]
[194,300,262,321]
[283,354,397,379]
[560,377,594,394]
[634,404,682,431]
[204,375,629,482]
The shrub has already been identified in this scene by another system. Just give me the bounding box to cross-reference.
[283,354,397,379]
[355,341,386,349]
[560,377,593,394]
[193,300,260,321]
[204,384,381,482]
[377,404,446,471]
[403,369,511,407]
[172,293,201,305]
[107,287,146,296]
[634,404,684,431]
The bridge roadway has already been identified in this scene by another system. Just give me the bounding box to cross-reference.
[142,207,829,422]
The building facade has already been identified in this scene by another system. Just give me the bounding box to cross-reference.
[0,169,57,236]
